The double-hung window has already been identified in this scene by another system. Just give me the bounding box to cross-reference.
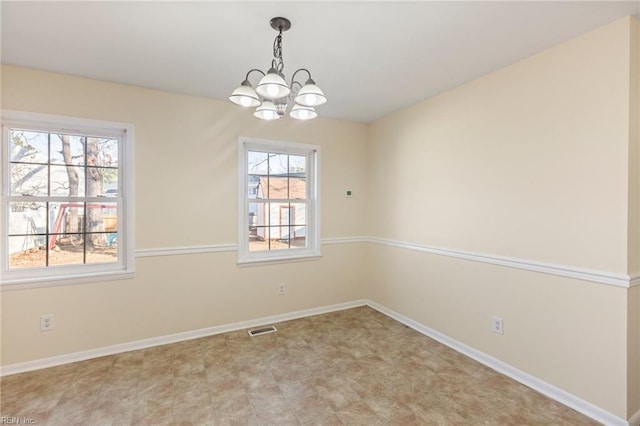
[238,137,320,264]
[1,111,134,288]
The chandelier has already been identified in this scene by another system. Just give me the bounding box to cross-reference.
[229,17,327,120]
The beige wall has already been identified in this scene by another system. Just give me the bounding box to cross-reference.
[630,0,640,277]
[629,17,640,420]
[366,18,636,418]
[631,285,640,418]
[368,19,630,274]
[0,66,369,364]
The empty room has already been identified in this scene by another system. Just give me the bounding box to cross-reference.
[1,1,639,425]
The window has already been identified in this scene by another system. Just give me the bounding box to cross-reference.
[238,137,320,264]
[1,111,134,288]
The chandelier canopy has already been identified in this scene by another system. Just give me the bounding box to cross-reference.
[229,17,327,120]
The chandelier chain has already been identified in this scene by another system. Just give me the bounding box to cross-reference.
[272,30,285,74]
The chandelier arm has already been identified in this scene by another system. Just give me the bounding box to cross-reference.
[244,68,266,83]
[289,80,303,97]
[290,68,312,87]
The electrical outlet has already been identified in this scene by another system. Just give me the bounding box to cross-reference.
[40,314,54,331]
[278,283,286,295]
[492,316,503,335]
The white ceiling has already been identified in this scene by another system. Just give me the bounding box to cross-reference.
[2,1,639,123]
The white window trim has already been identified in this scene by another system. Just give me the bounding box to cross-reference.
[237,137,321,265]
[1,110,135,290]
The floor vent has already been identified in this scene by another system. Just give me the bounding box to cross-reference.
[247,325,278,337]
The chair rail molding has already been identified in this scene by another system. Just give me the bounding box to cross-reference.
[131,237,634,288]
[366,236,633,288]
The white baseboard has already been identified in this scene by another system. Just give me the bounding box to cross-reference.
[0,298,631,426]
[0,299,367,377]
[365,300,629,426]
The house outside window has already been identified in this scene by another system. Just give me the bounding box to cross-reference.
[238,137,320,264]
[1,111,134,288]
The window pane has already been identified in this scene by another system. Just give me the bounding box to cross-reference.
[48,242,84,266]
[249,228,262,251]
[289,155,306,176]
[91,138,118,168]
[86,202,117,235]
[10,163,48,196]
[101,204,118,232]
[270,226,290,250]
[249,202,267,227]
[7,202,47,260]
[292,224,307,239]
[289,178,306,200]
[8,236,46,269]
[268,177,289,199]
[86,236,118,264]
[8,202,47,236]
[269,153,288,175]
[50,134,85,165]
[86,202,117,249]
[249,175,264,199]
[248,151,268,175]
[54,203,85,234]
[291,229,306,248]
[49,202,85,236]
[50,165,85,197]
[10,130,48,163]
[85,168,118,197]
[278,204,292,226]
[249,226,269,252]
[290,203,306,225]
[269,202,288,226]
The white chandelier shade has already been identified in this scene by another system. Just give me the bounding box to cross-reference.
[254,100,280,120]
[256,69,291,100]
[294,80,327,107]
[229,17,326,120]
[290,104,317,120]
[229,81,261,107]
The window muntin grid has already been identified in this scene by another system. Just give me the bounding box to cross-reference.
[7,128,120,270]
[239,138,319,264]
[247,151,308,252]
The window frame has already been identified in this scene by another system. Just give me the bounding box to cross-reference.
[237,137,321,265]
[1,110,135,289]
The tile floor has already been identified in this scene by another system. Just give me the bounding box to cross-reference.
[0,306,599,425]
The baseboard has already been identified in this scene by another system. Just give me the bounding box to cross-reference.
[0,299,368,377]
[0,298,631,426]
[365,300,629,426]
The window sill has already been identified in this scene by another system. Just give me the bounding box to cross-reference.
[1,271,135,291]
[237,252,322,267]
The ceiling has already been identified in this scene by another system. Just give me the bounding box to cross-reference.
[2,1,639,123]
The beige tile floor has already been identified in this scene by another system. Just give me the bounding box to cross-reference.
[1,306,599,425]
